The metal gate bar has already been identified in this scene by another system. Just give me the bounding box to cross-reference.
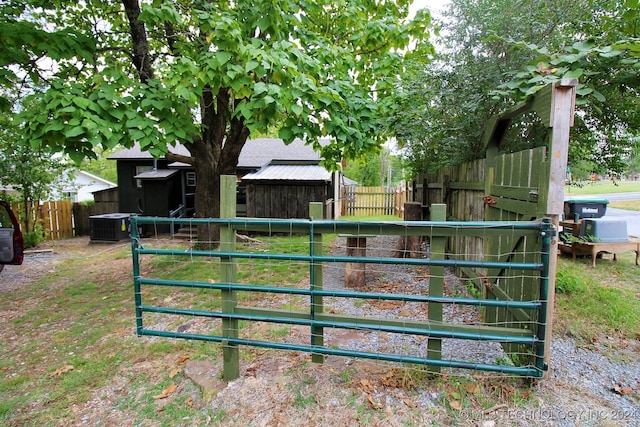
[131,213,552,379]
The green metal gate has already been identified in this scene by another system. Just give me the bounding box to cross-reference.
[131,185,553,380]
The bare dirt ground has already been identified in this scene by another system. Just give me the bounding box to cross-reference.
[1,237,639,426]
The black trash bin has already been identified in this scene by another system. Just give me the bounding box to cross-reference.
[563,198,608,220]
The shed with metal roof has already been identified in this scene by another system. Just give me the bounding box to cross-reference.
[242,160,335,219]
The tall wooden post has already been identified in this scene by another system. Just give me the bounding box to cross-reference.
[538,79,577,376]
[220,175,239,381]
[428,203,446,372]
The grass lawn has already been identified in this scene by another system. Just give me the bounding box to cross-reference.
[555,251,640,353]
[565,180,640,195]
[558,180,640,347]
[609,200,640,211]
[568,180,640,209]
[555,181,640,347]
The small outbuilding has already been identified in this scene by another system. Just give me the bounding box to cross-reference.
[242,160,334,219]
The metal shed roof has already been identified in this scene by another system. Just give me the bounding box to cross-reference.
[134,169,179,180]
[242,164,331,182]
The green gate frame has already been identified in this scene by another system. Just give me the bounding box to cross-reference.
[131,177,554,380]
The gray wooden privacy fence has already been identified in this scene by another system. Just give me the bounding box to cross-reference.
[131,176,553,381]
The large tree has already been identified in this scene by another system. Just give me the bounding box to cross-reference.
[392,0,639,176]
[2,1,433,243]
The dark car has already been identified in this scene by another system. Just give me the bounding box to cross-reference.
[0,201,24,273]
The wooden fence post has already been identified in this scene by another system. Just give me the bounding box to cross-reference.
[345,236,367,287]
[395,202,422,258]
[542,79,577,377]
[220,175,239,381]
[428,203,446,372]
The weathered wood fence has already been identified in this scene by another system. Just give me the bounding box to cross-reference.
[412,79,577,372]
[10,199,119,239]
[72,202,119,236]
[342,183,410,218]
[11,200,74,240]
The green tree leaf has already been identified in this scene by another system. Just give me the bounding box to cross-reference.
[64,126,85,138]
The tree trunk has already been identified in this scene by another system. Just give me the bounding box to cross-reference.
[187,99,249,249]
[345,236,367,288]
[22,195,30,233]
[193,159,222,248]
[123,1,250,249]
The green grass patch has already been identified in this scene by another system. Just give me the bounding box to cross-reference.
[144,235,312,286]
[339,214,402,221]
[565,180,640,195]
[139,234,313,313]
[608,199,640,211]
[555,253,640,344]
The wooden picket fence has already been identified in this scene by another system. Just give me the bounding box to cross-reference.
[342,183,410,218]
[11,200,74,240]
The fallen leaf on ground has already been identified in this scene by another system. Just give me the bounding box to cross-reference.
[449,400,462,410]
[153,383,177,399]
[611,385,633,396]
[404,398,417,408]
[367,394,383,409]
[175,354,191,364]
[49,365,74,377]
[360,378,373,393]
[381,368,413,388]
[169,367,182,378]
[369,300,404,310]
[464,382,481,394]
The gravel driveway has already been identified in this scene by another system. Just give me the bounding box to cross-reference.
[0,251,61,292]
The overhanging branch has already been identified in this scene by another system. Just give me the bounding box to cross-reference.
[166,152,194,165]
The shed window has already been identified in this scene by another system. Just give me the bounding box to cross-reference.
[186,171,196,187]
[135,166,152,188]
